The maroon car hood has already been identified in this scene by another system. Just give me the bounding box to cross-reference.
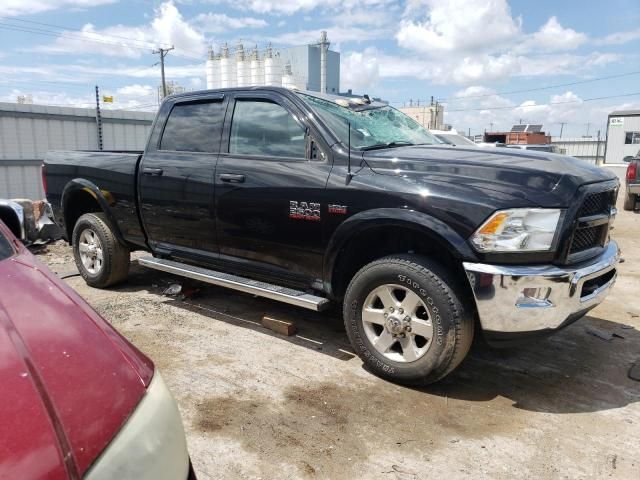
[0,251,153,478]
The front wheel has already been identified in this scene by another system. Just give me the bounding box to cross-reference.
[343,255,474,385]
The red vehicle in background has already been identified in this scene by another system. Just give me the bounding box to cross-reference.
[0,220,193,479]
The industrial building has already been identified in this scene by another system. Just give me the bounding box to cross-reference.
[484,124,551,145]
[206,32,340,93]
[0,102,153,199]
[398,101,444,130]
[604,110,640,164]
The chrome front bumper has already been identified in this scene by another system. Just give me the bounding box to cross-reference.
[463,241,620,335]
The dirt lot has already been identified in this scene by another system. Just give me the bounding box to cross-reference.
[38,188,639,480]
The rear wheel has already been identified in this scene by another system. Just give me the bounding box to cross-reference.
[72,213,130,288]
[343,255,474,385]
[623,191,637,211]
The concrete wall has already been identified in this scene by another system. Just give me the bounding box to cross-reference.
[0,102,154,200]
[605,113,640,164]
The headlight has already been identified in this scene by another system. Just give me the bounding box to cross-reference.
[471,208,562,252]
[84,371,190,480]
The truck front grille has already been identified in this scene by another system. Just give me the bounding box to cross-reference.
[567,189,616,258]
[578,190,616,217]
[569,225,607,254]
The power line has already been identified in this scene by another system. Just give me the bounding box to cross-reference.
[439,70,640,103]
[0,22,203,62]
[0,16,171,50]
[445,91,640,112]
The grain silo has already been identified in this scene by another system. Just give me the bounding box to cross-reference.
[263,44,282,87]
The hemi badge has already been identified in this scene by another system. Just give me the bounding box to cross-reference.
[328,204,348,215]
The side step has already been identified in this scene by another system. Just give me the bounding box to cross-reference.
[137,256,331,312]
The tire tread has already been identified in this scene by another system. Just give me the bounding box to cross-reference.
[343,254,474,385]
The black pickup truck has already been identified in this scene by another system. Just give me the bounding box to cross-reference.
[44,87,620,385]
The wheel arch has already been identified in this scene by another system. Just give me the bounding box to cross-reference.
[0,201,25,240]
[324,208,477,299]
[62,179,125,245]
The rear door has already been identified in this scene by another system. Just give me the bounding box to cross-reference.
[214,92,332,285]
[139,95,226,257]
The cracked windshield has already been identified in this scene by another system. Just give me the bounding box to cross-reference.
[300,93,439,150]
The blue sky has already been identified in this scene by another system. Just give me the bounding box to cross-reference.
[1,0,639,137]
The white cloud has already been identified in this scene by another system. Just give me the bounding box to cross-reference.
[116,84,156,97]
[269,25,387,45]
[341,49,380,92]
[0,0,117,16]
[339,48,619,88]
[224,0,392,15]
[393,0,595,84]
[519,16,587,52]
[193,13,268,33]
[396,0,521,54]
[35,1,206,58]
[596,29,640,46]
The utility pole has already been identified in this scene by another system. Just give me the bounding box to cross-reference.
[585,122,591,137]
[152,45,174,99]
[559,122,566,138]
[489,122,494,131]
[95,85,103,151]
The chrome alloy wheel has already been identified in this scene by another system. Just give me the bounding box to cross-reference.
[362,284,434,363]
[78,228,104,275]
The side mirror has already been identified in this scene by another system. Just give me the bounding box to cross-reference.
[623,156,635,163]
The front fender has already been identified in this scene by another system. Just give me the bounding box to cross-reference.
[61,179,125,244]
[323,208,478,290]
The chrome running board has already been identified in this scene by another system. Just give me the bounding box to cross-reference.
[138,256,330,312]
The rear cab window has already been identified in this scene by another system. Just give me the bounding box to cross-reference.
[160,100,225,153]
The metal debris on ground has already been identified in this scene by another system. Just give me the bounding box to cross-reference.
[585,327,624,341]
[163,283,182,295]
[57,270,80,279]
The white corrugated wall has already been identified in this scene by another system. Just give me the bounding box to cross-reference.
[0,102,154,200]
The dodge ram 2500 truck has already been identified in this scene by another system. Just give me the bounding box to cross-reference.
[44,87,620,385]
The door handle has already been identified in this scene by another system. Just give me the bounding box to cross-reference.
[219,174,245,183]
[142,167,164,176]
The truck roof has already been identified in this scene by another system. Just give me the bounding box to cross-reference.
[166,86,389,110]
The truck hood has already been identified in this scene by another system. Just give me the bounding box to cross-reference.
[0,252,153,477]
[362,145,617,206]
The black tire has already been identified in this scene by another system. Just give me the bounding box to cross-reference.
[72,212,130,288]
[623,191,636,211]
[343,255,474,385]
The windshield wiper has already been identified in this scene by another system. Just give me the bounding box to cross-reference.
[360,141,414,151]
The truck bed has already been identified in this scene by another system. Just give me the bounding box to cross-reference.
[44,150,146,247]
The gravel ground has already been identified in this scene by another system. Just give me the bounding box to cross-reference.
[37,191,639,480]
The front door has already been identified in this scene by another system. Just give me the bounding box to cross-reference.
[214,93,332,285]
[139,96,226,256]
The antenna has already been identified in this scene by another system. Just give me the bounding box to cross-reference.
[346,121,354,185]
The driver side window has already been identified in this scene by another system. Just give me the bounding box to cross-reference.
[229,99,306,158]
